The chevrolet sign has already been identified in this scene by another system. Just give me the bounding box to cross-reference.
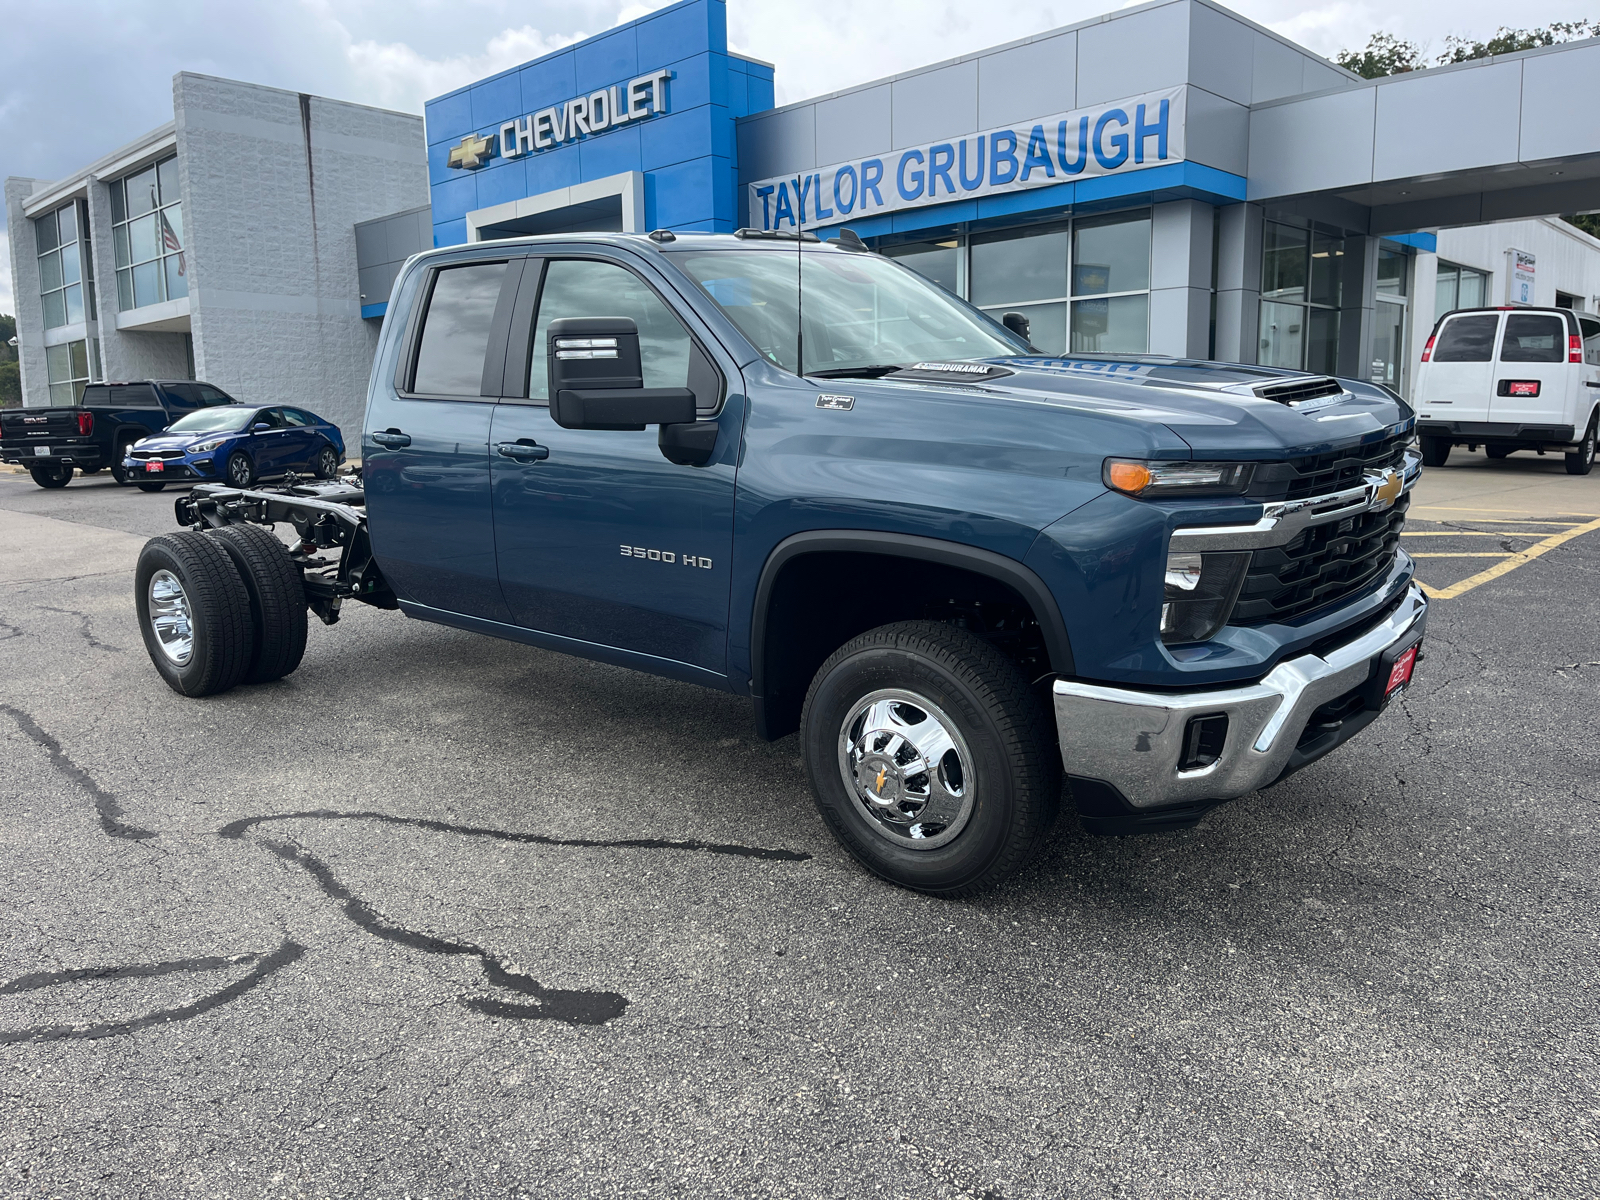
[459,70,672,168]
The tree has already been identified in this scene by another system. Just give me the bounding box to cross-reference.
[1437,21,1600,64]
[1564,213,1600,241]
[1335,32,1424,79]
[0,361,19,409]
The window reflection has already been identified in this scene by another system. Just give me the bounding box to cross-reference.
[111,155,185,312]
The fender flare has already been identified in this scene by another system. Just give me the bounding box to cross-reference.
[748,530,1076,700]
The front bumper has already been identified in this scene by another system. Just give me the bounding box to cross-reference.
[124,456,215,482]
[1054,583,1426,826]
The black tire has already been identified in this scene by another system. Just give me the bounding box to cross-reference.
[800,620,1060,896]
[1565,417,1596,476]
[80,465,102,475]
[111,437,141,485]
[1420,437,1450,468]
[1486,445,1511,460]
[226,451,255,488]
[207,524,308,684]
[312,444,339,479]
[135,532,255,697]
[136,481,167,493]
[28,463,71,489]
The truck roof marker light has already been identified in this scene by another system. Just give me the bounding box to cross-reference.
[1420,335,1436,363]
[1571,334,1584,363]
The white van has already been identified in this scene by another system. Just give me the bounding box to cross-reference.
[1413,306,1600,474]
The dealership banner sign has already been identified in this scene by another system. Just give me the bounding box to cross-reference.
[748,87,1186,231]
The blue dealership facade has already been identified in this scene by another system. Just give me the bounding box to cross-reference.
[400,0,1600,399]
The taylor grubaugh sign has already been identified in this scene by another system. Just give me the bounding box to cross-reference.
[748,87,1186,231]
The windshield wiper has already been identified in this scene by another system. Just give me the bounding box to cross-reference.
[805,365,904,379]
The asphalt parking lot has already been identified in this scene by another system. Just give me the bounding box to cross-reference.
[2,452,1598,1200]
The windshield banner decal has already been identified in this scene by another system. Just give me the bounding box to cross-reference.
[747,86,1186,232]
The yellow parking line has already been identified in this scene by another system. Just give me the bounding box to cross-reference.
[1408,518,1584,527]
[1410,505,1600,517]
[1417,514,1600,599]
[1411,552,1516,558]
[1402,531,1535,537]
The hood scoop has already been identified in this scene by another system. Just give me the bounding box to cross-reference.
[1252,376,1346,406]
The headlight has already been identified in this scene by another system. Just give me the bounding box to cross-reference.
[1161,550,1250,644]
[191,439,226,453]
[1104,459,1254,497]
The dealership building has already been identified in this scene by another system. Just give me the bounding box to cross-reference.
[10,0,1600,422]
[5,73,427,433]
[411,0,1600,401]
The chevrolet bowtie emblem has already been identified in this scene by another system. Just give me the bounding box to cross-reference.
[447,132,496,170]
[1375,469,1403,505]
[874,767,888,795]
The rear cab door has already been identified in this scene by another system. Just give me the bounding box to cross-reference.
[363,252,519,622]
[1417,310,1501,422]
[1490,310,1570,429]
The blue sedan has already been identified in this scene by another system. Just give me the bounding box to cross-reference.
[124,404,345,492]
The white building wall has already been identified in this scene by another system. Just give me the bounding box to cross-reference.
[4,178,50,407]
[177,73,428,438]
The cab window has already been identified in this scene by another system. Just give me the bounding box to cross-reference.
[1500,313,1565,363]
[411,262,510,397]
[527,259,691,401]
[1432,313,1498,362]
[197,385,233,406]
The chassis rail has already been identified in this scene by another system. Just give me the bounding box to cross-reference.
[175,479,396,624]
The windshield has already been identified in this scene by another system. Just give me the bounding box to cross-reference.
[674,249,1025,376]
[164,407,255,434]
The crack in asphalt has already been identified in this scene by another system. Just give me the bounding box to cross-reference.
[0,942,304,1045]
[1,704,156,840]
[38,605,123,653]
[219,809,813,862]
[220,811,811,1026]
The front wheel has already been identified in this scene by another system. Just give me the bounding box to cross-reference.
[801,621,1060,896]
[29,463,72,489]
[1420,437,1451,468]
[136,481,167,493]
[1565,417,1596,476]
[226,451,255,488]
[312,445,339,479]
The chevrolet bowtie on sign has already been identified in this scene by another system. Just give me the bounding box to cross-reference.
[446,132,496,171]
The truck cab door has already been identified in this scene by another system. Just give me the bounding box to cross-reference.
[1490,311,1569,429]
[363,257,520,622]
[488,253,740,680]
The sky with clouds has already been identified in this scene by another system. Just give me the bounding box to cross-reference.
[2,0,1596,316]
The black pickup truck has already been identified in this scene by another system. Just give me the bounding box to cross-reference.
[1,380,238,490]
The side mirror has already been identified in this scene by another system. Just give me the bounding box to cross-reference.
[1002,311,1032,340]
[252,422,272,432]
[548,317,695,431]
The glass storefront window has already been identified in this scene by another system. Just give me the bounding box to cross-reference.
[1376,247,1407,295]
[112,155,185,312]
[870,211,1153,357]
[1259,222,1344,375]
[45,338,92,405]
[1435,260,1489,319]
[36,201,91,332]
[881,240,960,295]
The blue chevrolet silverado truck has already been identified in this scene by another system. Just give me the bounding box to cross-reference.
[133,230,1424,895]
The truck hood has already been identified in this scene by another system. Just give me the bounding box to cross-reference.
[872,356,1413,458]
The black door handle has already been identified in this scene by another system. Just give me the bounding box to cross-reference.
[371,429,411,449]
[496,439,550,461]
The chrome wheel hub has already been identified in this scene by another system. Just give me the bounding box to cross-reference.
[148,569,195,666]
[838,689,974,849]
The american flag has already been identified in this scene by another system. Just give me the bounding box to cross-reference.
[159,210,186,276]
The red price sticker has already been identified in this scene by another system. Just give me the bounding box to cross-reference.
[147,462,164,472]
